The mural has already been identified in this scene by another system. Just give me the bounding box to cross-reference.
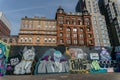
[90,53,99,60]
[100,47,111,60]
[69,59,90,73]
[0,40,10,76]
[66,47,90,73]
[0,45,117,76]
[35,48,69,74]
[14,47,35,74]
[114,46,120,72]
[65,47,88,59]
[90,60,107,73]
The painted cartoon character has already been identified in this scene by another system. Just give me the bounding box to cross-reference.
[100,47,111,60]
[75,48,87,59]
[14,47,35,74]
[67,48,87,59]
[0,48,5,67]
[53,51,62,72]
[36,48,69,74]
[0,43,7,76]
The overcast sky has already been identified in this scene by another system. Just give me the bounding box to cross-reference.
[0,0,120,35]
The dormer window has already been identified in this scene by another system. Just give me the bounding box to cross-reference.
[57,6,64,13]
[59,10,63,13]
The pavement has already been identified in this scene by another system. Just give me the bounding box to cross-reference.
[0,73,120,80]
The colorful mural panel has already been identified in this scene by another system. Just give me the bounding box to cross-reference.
[35,48,69,74]
[65,47,88,59]
[0,40,10,76]
[14,47,35,74]
[3,45,118,75]
[69,59,90,74]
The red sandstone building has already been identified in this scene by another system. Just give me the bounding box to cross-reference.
[0,12,11,36]
[0,7,95,46]
[55,6,95,46]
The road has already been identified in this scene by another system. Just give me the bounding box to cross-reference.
[0,73,120,80]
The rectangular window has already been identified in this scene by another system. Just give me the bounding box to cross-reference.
[79,40,84,45]
[73,34,77,38]
[58,21,63,24]
[58,16,64,19]
[80,34,83,38]
[74,40,78,44]
[67,40,71,44]
[66,34,70,37]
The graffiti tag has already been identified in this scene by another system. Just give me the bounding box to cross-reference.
[69,59,90,73]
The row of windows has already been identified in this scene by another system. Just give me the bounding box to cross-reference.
[58,17,90,25]
[58,21,90,25]
[60,27,91,32]
[60,39,93,45]
[60,33,85,38]
[23,20,56,25]
[60,27,84,32]
[44,38,56,43]
[1,38,17,43]
[20,38,56,43]
[20,31,57,35]
[22,24,56,29]
[58,17,89,21]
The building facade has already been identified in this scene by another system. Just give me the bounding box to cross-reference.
[76,0,110,46]
[18,16,57,46]
[99,0,120,46]
[0,12,11,36]
[56,6,95,46]
[0,35,18,45]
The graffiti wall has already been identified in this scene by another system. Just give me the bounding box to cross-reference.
[35,48,69,74]
[4,45,120,75]
[7,45,66,75]
[0,40,10,76]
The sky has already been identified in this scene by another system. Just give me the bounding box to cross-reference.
[0,0,78,35]
[0,0,120,35]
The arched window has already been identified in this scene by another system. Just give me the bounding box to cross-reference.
[25,38,28,42]
[44,38,47,42]
[60,26,63,30]
[73,28,77,32]
[88,34,92,38]
[52,38,56,42]
[85,18,89,21]
[80,28,83,32]
[20,38,24,42]
[66,27,71,32]
[36,38,40,43]
[60,32,63,37]
[29,38,32,42]
[48,38,52,42]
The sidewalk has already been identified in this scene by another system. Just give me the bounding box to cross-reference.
[0,73,120,80]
